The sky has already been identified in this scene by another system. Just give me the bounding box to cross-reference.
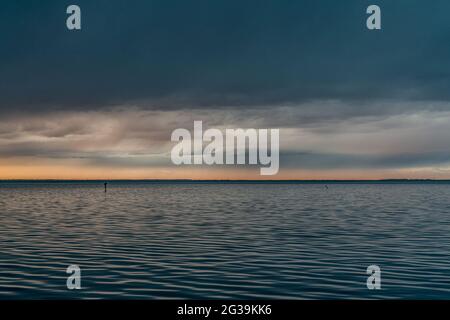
[1,0,450,179]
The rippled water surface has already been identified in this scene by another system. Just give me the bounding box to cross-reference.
[1,182,450,299]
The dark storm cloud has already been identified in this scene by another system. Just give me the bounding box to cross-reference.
[1,0,450,115]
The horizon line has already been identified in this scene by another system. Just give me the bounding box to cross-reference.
[1,178,449,182]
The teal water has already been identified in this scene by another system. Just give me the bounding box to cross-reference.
[1,182,450,299]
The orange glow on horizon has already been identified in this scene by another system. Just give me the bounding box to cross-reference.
[1,158,449,180]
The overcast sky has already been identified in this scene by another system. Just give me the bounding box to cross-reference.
[1,0,450,179]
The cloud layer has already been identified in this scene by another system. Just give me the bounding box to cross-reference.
[1,0,450,112]
[1,104,450,178]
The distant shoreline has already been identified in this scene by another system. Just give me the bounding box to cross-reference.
[1,179,450,184]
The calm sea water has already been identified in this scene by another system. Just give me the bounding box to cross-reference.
[1,181,450,299]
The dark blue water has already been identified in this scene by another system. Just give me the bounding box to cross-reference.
[1,182,450,299]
